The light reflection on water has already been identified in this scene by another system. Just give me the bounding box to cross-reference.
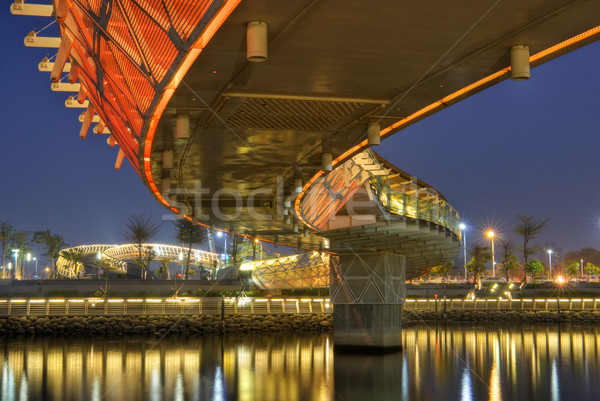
[0,325,599,400]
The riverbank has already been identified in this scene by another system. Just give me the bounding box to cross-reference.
[0,314,333,337]
[403,309,600,325]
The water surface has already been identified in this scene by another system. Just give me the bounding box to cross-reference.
[1,325,599,400]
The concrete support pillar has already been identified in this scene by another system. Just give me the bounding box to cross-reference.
[330,253,405,352]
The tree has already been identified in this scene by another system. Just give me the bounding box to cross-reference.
[498,240,520,282]
[59,248,84,278]
[10,231,30,280]
[33,230,67,279]
[0,222,15,278]
[156,257,172,279]
[514,214,549,284]
[525,259,545,282]
[566,262,580,278]
[123,214,159,279]
[500,253,520,283]
[564,248,600,272]
[175,219,205,279]
[584,262,599,281]
[429,260,454,283]
[466,245,491,290]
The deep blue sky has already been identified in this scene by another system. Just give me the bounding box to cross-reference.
[2,9,600,262]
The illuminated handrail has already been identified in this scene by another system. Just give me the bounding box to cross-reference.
[370,174,461,237]
[404,297,600,311]
[56,244,219,278]
[0,297,332,316]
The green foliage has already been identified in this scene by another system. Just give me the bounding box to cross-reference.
[466,246,491,289]
[584,262,599,279]
[566,262,580,277]
[175,219,205,279]
[0,222,15,278]
[429,260,454,282]
[525,259,544,280]
[59,248,84,278]
[564,248,600,268]
[156,257,172,279]
[500,253,520,282]
[33,230,66,279]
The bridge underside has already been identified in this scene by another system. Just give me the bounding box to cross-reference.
[13,0,600,351]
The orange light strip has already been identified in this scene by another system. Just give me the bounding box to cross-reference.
[142,0,242,218]
[294,25,600,230]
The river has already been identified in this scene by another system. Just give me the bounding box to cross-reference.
[1,324,599,400]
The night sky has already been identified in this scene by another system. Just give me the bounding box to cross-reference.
[2,9,600,263]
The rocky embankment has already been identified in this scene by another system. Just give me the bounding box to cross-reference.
[0,314,333,337]
[403,310,600,325]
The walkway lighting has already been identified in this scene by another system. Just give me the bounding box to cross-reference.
[486,231,495,277]
[459,223,467,280]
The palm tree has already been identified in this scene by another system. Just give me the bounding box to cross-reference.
[59,248,84,278]
[175,219,205,279]
[123,214,159,279]
[515,214,549,284]
[499,240,519,283]
[0,222,15,278]
[33,230,66,279]
[10,231,30,280]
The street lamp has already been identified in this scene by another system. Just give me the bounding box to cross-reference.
[486,231,495,278]
[11,249,19,280]
[26,252,31,279]
[216,231,228,264]
[459,223,467,280]
[33,257,38,278]
[97,252,102,279]
[547,249,553,277]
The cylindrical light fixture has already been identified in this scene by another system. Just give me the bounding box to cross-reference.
[162,150,174,169]
[367,122,380,145]
[176,114,190,139]
[510,44,530,81]
[247,21,268,62]
[322,152,332,172]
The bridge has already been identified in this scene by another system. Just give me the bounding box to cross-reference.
[12,0,600,350]
[55,243,221,278]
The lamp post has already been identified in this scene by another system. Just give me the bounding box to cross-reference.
[581,258,584,279]
[7,262,12,279]
[11,249,19,280]
[33,257,38,278]
[178,252,184,277]
[216,231,228,265]
[97,252,102,279]
[26,252,31,279]
[487,231,495,278]
[547,249,553,278]
[460,223,467,281]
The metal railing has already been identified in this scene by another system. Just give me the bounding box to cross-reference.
[371,174,461,237]
[405,297,600,311]
[0,297,331,317]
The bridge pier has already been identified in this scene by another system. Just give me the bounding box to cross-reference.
[330,253,405,353]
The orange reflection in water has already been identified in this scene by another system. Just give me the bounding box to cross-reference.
[1,326,600,401]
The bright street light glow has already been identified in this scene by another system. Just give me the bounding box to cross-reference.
[459,223,466,230]
[216,231,223,237]
[487,231,495,238]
